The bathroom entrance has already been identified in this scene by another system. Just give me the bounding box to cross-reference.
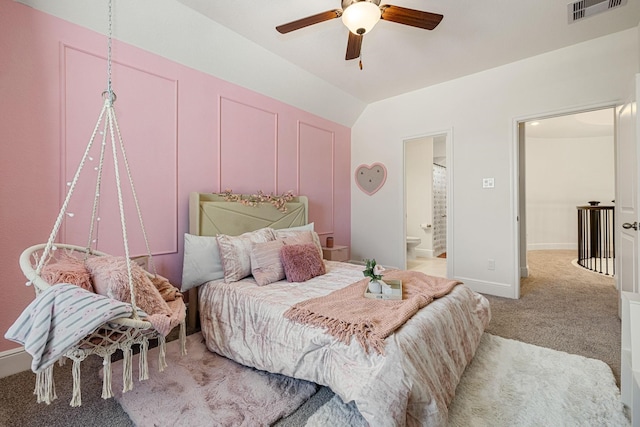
[404,132,450,278]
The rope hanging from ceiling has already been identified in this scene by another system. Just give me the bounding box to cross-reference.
[7,0,186,406]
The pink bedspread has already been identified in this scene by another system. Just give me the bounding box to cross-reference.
[199,261,490,426]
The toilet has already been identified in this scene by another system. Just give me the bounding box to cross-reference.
[406,236,421,260]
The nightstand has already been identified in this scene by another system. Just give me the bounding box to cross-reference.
[322,245,349,262]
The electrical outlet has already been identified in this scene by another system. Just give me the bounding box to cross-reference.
[482,178,495,189]
[487,259,495,270]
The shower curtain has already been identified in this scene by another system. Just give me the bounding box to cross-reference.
[432,164,447,257]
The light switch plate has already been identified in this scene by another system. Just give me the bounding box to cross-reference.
[482,178,495,189]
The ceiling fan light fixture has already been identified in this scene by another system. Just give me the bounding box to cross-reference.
[341,1,381,35]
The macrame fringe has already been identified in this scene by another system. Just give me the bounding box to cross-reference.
[122,345,133,393]
[101,354,113,399]
[29,322,187,406]
[180,320,187,356]
[158,335,168,372]
[70,359,82,407]
[138,338,149,381]
[34,365,57,405]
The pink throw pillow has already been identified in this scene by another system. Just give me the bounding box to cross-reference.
[280,243,326,283]
[275,229,323,258]
[217,228,276,283]
[250,239,286,286]
[84,256,172,318]
[40,253,94,292]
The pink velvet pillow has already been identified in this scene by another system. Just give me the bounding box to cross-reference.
[84,256,172,317]
[40,253,94,292]
[280,243,326,283]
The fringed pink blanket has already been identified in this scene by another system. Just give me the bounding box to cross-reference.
[284,270,460,354]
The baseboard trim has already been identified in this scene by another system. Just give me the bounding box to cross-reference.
[527,243,577,251]
[521,265,529,278]
[415,248,433,258]
[457,276,516,299]
[0,347,31,379]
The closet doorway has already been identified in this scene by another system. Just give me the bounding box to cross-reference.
[403,132,451,278]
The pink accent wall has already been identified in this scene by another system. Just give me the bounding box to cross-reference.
[0,0,351,352]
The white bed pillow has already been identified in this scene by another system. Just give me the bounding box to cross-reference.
[275,222,314,232]
[181,233,225,292]
[217,228,276,283]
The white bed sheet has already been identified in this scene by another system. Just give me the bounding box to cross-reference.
[199,261,491,426]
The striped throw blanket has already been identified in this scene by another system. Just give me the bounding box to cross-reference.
[5,283,138,373]
[284,270,460,354]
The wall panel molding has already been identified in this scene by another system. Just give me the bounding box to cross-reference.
[297,121,335,236]
[219,96,278,194]
[60,43,179,256]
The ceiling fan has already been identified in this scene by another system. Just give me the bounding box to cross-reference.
[276,0,443,63]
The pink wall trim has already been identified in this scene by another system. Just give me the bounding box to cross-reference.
[297,121,336,237]
[61,43,179,257]
[0,0,351,352]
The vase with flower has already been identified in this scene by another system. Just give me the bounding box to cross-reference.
[363,259,387,294]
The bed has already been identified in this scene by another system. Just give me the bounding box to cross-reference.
[185,192,491,426]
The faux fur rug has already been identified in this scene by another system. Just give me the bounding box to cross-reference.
[304,334,630,426]
[110,334,318,426]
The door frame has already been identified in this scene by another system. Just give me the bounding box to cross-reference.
[402,128,454,278]
[511,101,618,299]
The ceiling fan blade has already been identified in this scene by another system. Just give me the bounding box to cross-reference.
[276,10,342,34]
[379,5,443,30]
[345,31,363,60]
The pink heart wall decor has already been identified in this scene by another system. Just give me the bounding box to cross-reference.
[355,163,387,195]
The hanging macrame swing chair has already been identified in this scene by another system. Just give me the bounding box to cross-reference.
[14,1,186,407]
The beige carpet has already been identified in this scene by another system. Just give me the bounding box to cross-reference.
[483,249,620,384]
[111,334,317,426]
[303,334,628,426]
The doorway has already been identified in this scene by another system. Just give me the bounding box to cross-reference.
[517,107,616,292]
[404,132,450,277]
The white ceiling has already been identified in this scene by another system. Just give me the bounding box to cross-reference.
[176,0,640,103]
[526,108,615,139]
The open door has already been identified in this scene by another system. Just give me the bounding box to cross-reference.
[617,80,639,295]
[617,74,640,413]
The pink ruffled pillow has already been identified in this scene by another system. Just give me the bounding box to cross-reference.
[84,256,172,318]
[40,253,94,292]
[280,243,326,282]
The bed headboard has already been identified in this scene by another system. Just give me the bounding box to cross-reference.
[189,192,309,237]
[186,192,309,329]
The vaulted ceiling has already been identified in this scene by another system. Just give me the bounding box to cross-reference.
[14,0,640,127]
[177,0,640,103]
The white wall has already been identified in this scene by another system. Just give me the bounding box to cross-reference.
[351,28,638,298]
[405,137,433,257]
[526,135,615,251]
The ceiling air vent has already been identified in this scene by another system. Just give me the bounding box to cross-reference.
[568,0,627,23]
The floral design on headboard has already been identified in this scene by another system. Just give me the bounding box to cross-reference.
[219,190,296,212]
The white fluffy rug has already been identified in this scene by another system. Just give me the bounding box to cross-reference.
[305,334,629,426]
[110,334,318,426]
